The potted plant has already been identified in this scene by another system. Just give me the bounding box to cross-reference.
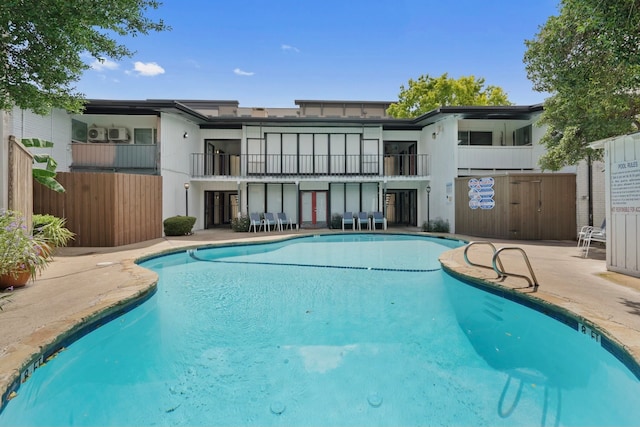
[0,210,50,288]
[32,214,75,254]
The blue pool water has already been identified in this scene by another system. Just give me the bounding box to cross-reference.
[1,234,640,426]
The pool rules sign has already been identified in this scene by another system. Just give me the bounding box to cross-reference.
[468,177,495,210]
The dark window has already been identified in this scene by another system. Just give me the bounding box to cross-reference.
[134,128,156,144]
[514,125,532,146]
[458,131,493,146]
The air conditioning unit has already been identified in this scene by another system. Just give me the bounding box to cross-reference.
[108,127,128,141]
[88,127,107,141]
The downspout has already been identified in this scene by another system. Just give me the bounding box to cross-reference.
[588,153,593,226]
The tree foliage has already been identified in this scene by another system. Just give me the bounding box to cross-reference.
[1,0,169,115]
[387,73,512,118]
[22,138,65,193]
[524,0,640,170]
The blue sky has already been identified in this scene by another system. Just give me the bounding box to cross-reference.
[78,0,560,108]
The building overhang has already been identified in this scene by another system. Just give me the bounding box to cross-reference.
[82,99,544,130]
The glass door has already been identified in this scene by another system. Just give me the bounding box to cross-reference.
[300,191,328,228]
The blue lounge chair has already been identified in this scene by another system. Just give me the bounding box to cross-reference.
[277,212,294,231]
[372,211,387,230]
[342,212,355,231]
[357,212,370,230]
[262,212,277,232]
[249,213,261,233]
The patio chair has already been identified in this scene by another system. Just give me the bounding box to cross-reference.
[577,219,605,248]
[262,212,277,232]
[277,212,294,231]
[372,211,387,230]
[357,212,370,230]
[249,213,261,233]
[342,212,355,231]
[581,223,606,258]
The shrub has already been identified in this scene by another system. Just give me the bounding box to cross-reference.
[0,210,49,278]
[231,214,250,232]
[32,214,75,248]
[330,213,343,230]
[163,216,196,236]
[422,217,450,233]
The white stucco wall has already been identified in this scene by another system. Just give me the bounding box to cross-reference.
[159,112,202,227]
[575,159,606,234]
[425,117,457,231]
[0,110,10,209]
[10,107,72,171]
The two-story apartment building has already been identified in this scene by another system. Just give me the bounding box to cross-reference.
[2,99,573,235]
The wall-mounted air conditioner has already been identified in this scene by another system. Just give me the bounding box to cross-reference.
[108,127,129,141]
[88,127,107,141]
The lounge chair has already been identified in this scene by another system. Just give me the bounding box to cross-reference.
[342,212,355,231]
[249,213,262,233]
[277,212,294,231]
[372,211,387,230]
[581,222,606,258]
[262,212,277,232]
[357,212,370,230]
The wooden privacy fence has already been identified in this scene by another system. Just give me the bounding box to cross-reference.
[455,173,576,240]
[34,172,163,247]
[7,136,34,228]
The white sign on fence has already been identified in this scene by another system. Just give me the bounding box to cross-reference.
[468,177,495,210]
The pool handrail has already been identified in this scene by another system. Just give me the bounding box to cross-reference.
[463,241,506,279]
[492,246,540,288]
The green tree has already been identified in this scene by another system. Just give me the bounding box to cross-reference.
[387,73,512,118]
[524,0,640,170]
[1,0,169,115]
[22,138,65,193]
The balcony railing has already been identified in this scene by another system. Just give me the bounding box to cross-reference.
[458,145,534,171]
[70,143,157,171]
[190,153,430,178]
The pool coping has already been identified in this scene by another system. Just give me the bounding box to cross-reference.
[1,231,639,414]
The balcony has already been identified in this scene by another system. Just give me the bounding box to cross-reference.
[190,153,430,178]
[70,143,157,172]
[457,146,534,172]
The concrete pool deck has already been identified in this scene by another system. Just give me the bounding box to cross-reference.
[1,228,640,405]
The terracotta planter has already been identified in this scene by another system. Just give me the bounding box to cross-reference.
[0,270,32,289]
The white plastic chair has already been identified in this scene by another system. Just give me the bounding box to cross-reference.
[577,219,605,248]
[580,221,606,258]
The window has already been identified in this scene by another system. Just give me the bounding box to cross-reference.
[458,131,493,146]
[514,125,532,146]
[134,128,156,144]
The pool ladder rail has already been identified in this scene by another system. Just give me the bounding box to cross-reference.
[463,241,539,288]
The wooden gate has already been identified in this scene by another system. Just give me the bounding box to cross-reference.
[33,172,163,247]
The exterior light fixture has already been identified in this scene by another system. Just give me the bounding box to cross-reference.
[183,132,189,139]
[184,182,190,216]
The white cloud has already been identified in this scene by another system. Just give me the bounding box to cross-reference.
[132,61,165,77]
[91,58,119,72]
[233,68,255,76]
[281,44,300,53]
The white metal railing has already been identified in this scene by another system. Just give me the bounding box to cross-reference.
[190,153,430,178]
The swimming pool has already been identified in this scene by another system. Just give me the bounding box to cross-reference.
[1,234,639,426]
